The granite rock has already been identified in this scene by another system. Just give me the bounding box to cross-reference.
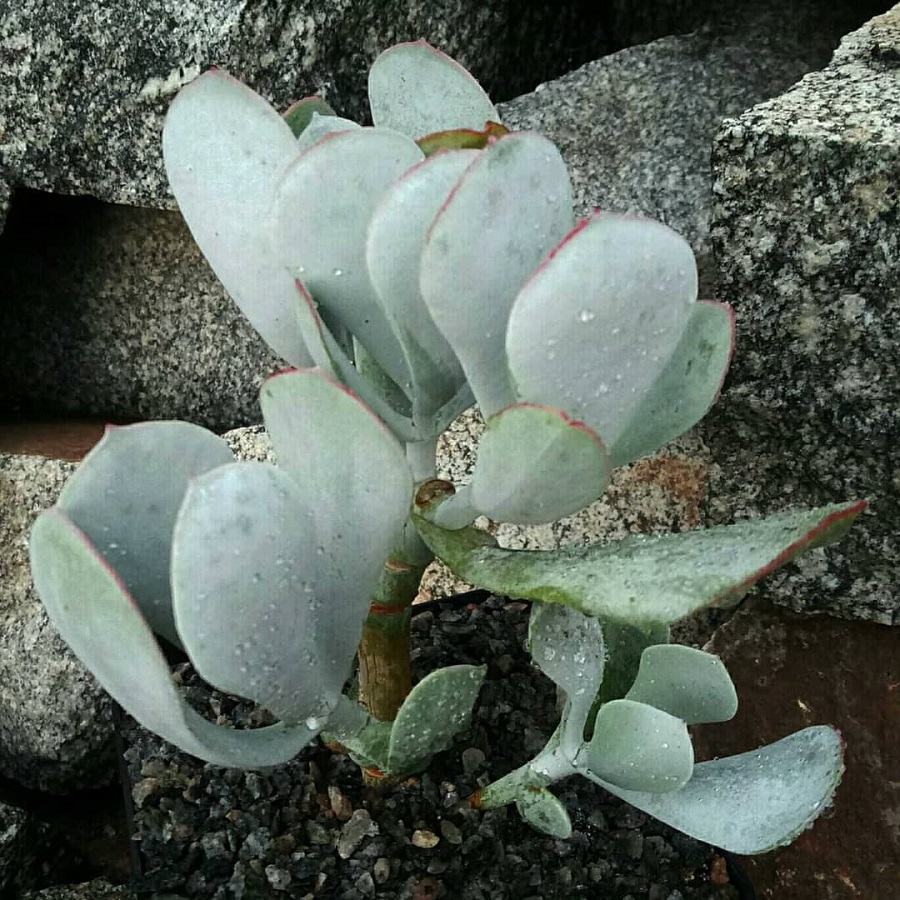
[693,597,900,898]
[0,800,69,897]
[0,450,115,792]
[0,191,282,432]
[704,6,900,623]
[0,0,612,211]
[498,12,858,295]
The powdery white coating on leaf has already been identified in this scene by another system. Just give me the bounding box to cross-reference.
[365,149,475,418]
[506,212,698,448]
[420,132,574,417]
[625,645,737,725]
[516,787,573,839]
[293,113,361,153]
[583,699,693,793]
[270,127,423,389]
[368,40,498,139]
[55,421,234,646]
[172,462,347,723]
[591,726,844,854]
[30,510,317,768]
[162,70,312,368]
[609,300,734,467]
[469,403,612,525]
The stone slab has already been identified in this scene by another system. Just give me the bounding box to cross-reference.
[704,6,900,623]
[0,191,282,432]
[0,0,612,211]
[693,597,900,898]
[0,450,115,792]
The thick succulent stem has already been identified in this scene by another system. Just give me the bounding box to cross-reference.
[356,520,433,723]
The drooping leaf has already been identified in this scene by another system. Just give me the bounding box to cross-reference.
[366,149,475,417]
[162,70,312,367]
[516,786,573,839]
[55,422,233,646]
[590,726,844,855]
[625,645,737,725]
[386,664,487,773]
[420,132,574,417]
[282,96,337,136]
[506,212,698,447]
[528,602,605,757]
[270,128,423,389]
[609,301,734,467]
[414,501,865,628]
[171,462,350,723]
[368,40,498,139]
[468,403,611,525]
[416,121,509,156]
[583,699,693,793]
[30,510,318,767]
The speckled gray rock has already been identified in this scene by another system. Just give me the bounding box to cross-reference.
[0,0,610,211]
[0,452,116,791]
[20,881,137,900]
[498,13,854,293]
[0,193,282,432]
[703,6,900,624]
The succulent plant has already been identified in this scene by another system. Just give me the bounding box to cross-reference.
[29,41,865,855]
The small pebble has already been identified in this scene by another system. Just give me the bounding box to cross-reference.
[412,828,440,849]
[338,809,378,859]
[265,865,291,890]
[373,857,391,884]
[461,747,485,775]
[439,819,463,845]
[328,784,353,821]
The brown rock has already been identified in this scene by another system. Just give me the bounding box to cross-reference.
[692,597,900,898]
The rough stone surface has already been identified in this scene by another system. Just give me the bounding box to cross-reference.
[693,597,900,898]
[0,450,115,792]
[0,799,73,897]
[0,0,615,211]
[704,6,900,623]
[0,191,282,432]
[20,881,137,900]
[497,7,872,294]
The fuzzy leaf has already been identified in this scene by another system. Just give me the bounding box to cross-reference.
[469,404,611,525]
[610,301,734,466]
[270,128,423,389]
[162,70,312,367]
[54,422,233,646]
[591,726,844,854]
[625,645,737,725]
[283,96,337,136]
[30,510,317,767]
[420,132,574,416]
[172,462,350,723]
[583,699,693,793]
[386,664,487,773]
[365,149,475,417]
[414,501,865,628]
[506,212,698,447]
[368,40,498,138]
[516,787,573,839]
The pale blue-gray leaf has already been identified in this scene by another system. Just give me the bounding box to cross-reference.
[294,112,361,153]
[420,132,574,417]
[609,301,734,466]
[55,421,233,646]
[506,212,698,447]
[516,787,573,839]
[591,726,844,855]
[583,699,693,793]
[625,645,737,725]
[30,510,317,767]
[469,404,611,525]
[163,70,312,367]
[172,462,348,723]
[368,40,498,139]
[270,128,423,389]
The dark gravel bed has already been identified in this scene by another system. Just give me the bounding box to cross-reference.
[122,596,745,900]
